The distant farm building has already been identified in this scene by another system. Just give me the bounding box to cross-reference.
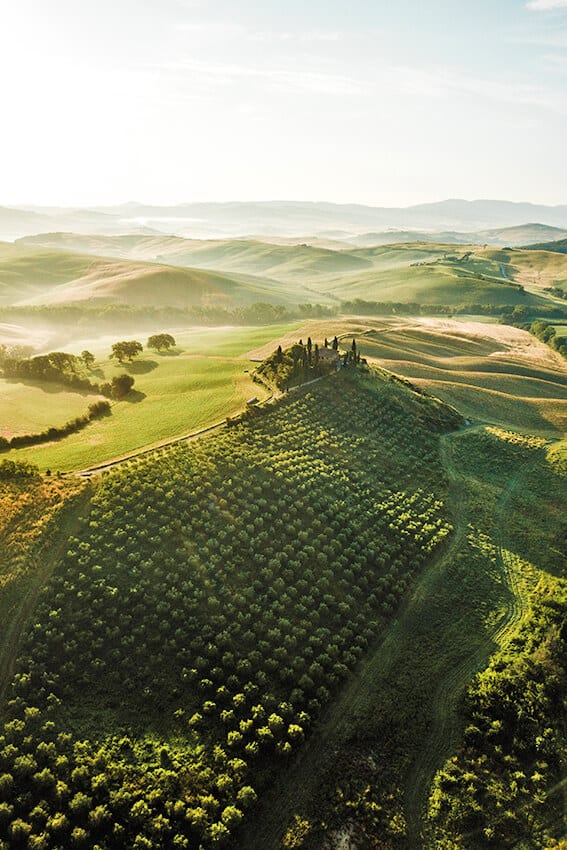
[318,348,340,363]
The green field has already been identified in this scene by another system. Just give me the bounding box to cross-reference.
[0,324,300,471]
[0,381,102,438]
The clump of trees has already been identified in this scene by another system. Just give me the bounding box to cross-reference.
[100,374,135,400]
[526,319,567,358]
[1,351,100,392]
[0,343,35,367]
[254,337,365,391]
[147,333,176,352]
[81,350,95,369]
[110,340,143,363]
[0,459,40,479]
[428,587,567,847]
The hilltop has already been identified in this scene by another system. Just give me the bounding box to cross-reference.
[348,222,567,249]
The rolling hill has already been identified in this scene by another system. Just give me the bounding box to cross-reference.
[347,223,567,248]
[4,238,566,317]
[0,242,323,309]
[523,237,567,255]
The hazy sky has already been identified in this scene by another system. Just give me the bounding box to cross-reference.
[1,0,566,207]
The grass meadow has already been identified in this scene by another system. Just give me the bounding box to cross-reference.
[0,324,301,471]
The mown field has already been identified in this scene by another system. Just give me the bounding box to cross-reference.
[350,317,567,437]
[0,382,103,439]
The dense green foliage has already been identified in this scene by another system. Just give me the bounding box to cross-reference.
[340,299,510,317]
[428,585,567,848]
[501,304,567,324]
[0,461,40,480]
[0,370,460,849]
[525,238,567,254]
[524,319,567,358]
[424,429,567,849]
[0,302,333,333]
[1,352,99,393]
[147,334,176,352]
[110,341,143,364]
[254,340,340,390]
[100,376,135,401]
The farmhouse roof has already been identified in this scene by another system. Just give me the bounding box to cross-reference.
[318,348,340,361]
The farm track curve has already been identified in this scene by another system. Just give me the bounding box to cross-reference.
[405,437,537,848]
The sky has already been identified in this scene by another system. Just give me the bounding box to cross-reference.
[0,0,566,208]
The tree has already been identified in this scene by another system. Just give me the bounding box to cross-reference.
[81,350,95,369]
[110,341,143,363]
[104,374,135,399]
[147,334,176,352]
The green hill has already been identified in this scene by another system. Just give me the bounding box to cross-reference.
[1,363,565,849]
[310,246,545,308]
[0,368,460,850]
[19,234,374,281]
[523,237,567,254]
[0,243,316,309]
[9,236,567,313]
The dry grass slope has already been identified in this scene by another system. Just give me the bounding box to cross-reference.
[353,318,567,436]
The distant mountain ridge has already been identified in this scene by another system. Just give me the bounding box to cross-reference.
[2,198,567,241]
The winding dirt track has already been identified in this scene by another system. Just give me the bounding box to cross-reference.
[405,438,536,848]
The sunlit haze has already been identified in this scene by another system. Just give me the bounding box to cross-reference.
[1,0,567,207]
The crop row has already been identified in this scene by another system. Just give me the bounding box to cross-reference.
[0,370,458,849]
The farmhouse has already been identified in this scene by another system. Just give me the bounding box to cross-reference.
[318,348,340,363]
